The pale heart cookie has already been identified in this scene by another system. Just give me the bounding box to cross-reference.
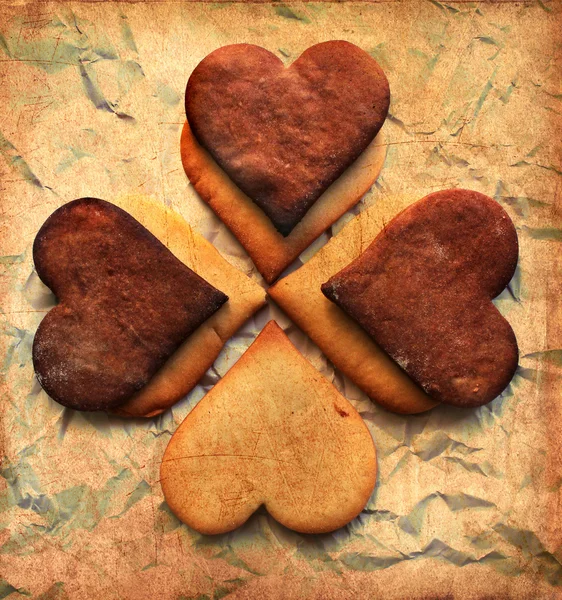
[322,190,519,408]
[161,321,376,535]
[268,194,438,415]
[185,42,390,236]
[181,121,386,284]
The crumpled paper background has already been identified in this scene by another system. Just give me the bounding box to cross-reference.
[0,1,561,599]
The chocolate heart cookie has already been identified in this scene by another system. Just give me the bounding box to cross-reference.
[321,189,519,408]
[186,41,390,236]
[33,198,228,412]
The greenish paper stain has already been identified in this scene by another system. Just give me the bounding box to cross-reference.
[490,21,512,33]
[0,131,43,188]
[0,461,146,549]
[214,548,263,576]
[118,60,145,97]
[408,48,440,83]
[428,0,447,13]
[493,524,562,585]
[473,67,498,119]
[79,63,135,121]
[120,13,138,53]
[340,552,402,572]
[0,254,25,265]
[156,501,182,534]
[369,43,392,72]
[474,35,503,61]
[511,160,562,176]
[0,15,103,75]
[0,580,31,598]
[521,226,562,241]
[407,431,483,462]
[35,582,68,600]
[214,585,240,600]
[499,80,517,104]
[523,350,562,365]
[0,11,141,119]
[79,63,111,112]
[443,456,502,477]
[109,479,151,518]
[156,83,181,107]
[427,144,469,168]
[274,5,310,24]
[56,147,93,174]
[537,0,553,12]
[0,34,11,58]
[3,327,34,372]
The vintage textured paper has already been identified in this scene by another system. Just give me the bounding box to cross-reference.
[1,1,561,599]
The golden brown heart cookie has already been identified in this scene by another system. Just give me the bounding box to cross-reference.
[161,321,377,535]
[33,198,228,412]
[322,189,519,408]
[185,42,390,236]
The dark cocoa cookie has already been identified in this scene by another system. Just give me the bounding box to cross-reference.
[33,198,228,412]
[321,189,519,408]
[185,41,390,236]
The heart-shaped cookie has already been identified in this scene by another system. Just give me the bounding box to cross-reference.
[186,41,390,236]
[33,198,228,412]
[161,321,376,535]
[321,189,519,408]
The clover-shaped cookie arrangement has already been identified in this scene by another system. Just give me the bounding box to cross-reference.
[31,42,520,535]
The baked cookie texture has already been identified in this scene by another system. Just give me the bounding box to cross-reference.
[161,321,377,535]
[322,189,519,408]
[181,120,386,284]
[33,198,228,412]
[185,41,390,236]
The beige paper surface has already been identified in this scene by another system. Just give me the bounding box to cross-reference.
[1,2,561,599]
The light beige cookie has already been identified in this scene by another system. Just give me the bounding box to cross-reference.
[109,195,266,418]
[268,195,439,415]
[160,321,377,535]
[181,121,386,283]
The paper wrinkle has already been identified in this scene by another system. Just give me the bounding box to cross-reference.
[1,2,561,597]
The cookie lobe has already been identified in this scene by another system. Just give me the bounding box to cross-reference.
[322,189,519,408]
[33,198,228,411]
[186,41,390,235]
